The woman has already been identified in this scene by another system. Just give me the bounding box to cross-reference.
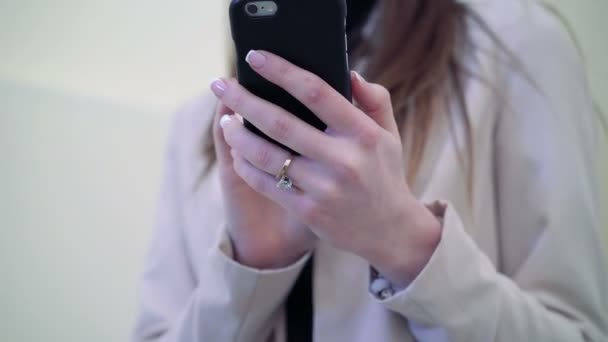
[133,0,608,341]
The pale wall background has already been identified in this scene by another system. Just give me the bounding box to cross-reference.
[0,1,606,341]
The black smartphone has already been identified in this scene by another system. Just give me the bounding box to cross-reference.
[229,0,351,151]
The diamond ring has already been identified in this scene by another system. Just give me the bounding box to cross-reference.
[276,175,294,190]
[275,155,295,191]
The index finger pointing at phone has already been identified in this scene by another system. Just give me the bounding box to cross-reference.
[245,50,373,134]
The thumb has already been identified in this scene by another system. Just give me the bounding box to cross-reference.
[351,71,399,138]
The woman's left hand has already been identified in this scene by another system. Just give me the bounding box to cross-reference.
[211,50,442,287]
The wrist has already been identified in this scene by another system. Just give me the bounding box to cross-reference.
[230,235,311,270]
[368,199,443,288]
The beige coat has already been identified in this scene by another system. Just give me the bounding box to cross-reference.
[133,0,608,341]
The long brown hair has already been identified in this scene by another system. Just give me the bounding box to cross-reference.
[203,0,472,185]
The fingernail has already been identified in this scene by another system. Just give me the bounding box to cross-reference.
[246,50,266,69]
[211,78,227,97]
[351,71,364,83]
[219,114,232,128]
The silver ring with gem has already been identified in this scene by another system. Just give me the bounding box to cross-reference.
[276,175,294,190]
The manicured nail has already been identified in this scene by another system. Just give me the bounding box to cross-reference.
[211,78,227,97]
[220,114,232,128]
[246,50,266,69]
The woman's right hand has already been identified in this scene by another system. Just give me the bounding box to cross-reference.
[213,102,317,269]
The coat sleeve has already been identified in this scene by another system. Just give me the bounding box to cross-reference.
[131,98,309,342]
[370,7,608,342]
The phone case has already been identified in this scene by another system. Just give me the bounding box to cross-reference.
[229,0,351,151]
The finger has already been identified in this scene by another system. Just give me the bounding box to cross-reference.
[245,50,371,133]
[213,101,235,167]
[210,78,336,162]
[351,71,400,138]
[232,152,304,213]
[221,114,319,191]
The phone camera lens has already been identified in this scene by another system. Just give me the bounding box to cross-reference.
[247,4,258,14]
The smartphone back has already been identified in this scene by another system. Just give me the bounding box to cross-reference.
[229,0,351,147]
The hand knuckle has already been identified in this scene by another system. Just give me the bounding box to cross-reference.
[304,77,326,105]
[319,180,339,204]
[335,157,361,183]
[269,116,291,141]
[356,126,382,150]
[232,92,246,110]
[300,200,322,224]
[367,85,392,115]
[254,145,272,169]
[277,63,291,82]
[378,86,391,102]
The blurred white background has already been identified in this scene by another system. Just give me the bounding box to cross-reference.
[0,1,606,341]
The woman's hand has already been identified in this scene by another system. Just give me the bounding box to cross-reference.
[212,50,442,286]
[213,101,317,270]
